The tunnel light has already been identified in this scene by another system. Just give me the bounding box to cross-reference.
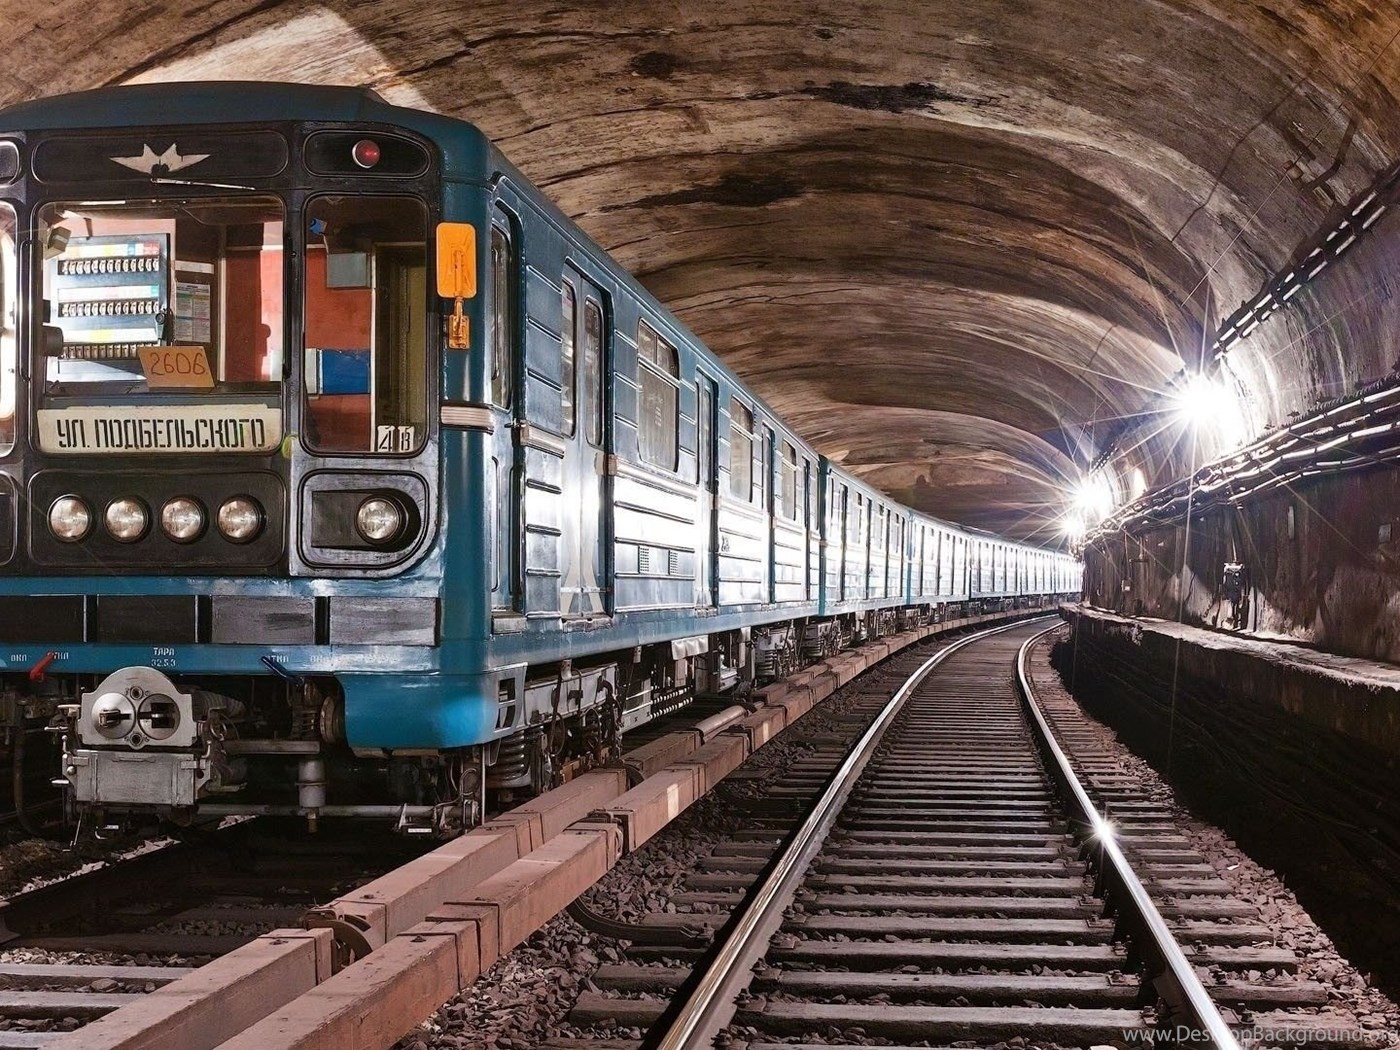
[1173,372,1237,429]
[1072,472,1115,523]
[1059,512,1087,543]
[1129,468,1147,501]
[1060,470,1114,543]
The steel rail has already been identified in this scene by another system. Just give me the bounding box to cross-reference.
[648,616,1047,1050]
[1015,624,1242,1050]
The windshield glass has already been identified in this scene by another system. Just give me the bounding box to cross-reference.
[302,195,427,454]
[0,202,14,456]
[36,196,284,454]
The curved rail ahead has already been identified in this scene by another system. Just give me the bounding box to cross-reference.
[649,617,1041,1050]
[649,617,1242,1050]
[1014,623,1241,1049]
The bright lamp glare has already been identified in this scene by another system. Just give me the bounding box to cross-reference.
[1060,512,1087,542]
[1174,372,1237,428]
[1061,470,1114,542]
[1072,474,1114,522]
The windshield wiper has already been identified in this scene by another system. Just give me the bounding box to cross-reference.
[151,176,257,191]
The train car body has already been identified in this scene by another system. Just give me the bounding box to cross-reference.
[0,83,1078,835]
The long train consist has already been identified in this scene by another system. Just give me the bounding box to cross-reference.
[0,83,1080,835]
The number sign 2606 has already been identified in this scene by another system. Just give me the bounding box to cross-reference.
[138,345,215,389]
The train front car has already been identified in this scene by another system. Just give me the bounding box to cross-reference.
[0,84,494,836]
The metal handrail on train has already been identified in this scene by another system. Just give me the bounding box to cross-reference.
[647,617,1043,1050]
[1015,625,1242,1050]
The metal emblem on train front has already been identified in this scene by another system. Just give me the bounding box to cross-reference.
[110,143,210,175]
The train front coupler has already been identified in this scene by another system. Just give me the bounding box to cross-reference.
[54,666,244,823]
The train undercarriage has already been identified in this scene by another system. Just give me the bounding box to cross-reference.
[0,598,1052,839]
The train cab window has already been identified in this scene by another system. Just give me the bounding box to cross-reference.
[560,281,577,436]
[779,441,798,519]
[490,225,514,411]
[583,299,603,446]
[0,202,13,456]
[303,196,427,453]
[729,398,754,500]
[36,197,286,455]
[636,320,678,470]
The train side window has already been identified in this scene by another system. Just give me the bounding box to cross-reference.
[636,320,678,470]
[490,224,514,411]
[780,441,798,519]
[560,280,576,436]
[729,398,754,500]
[0,202,13,456]
[583,298,603,447]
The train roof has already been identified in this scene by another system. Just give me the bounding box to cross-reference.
[0,81,490,178]
[2,81,422,130]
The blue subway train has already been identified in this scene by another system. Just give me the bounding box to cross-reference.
[0,83,1080,835]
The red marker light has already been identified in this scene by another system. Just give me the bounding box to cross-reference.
[351,139,382,169]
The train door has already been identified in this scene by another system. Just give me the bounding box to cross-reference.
[804,460,814,601]
[489,218,521,613]
[845,492,856,599]
[696,374,718,606]
[837,485,849,602]
[764,425,776,603]
[860,499,870,599]
[560,266,610,617]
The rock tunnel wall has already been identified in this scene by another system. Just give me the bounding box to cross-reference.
[1083,464,1400,663]
[1057,606,1400,991]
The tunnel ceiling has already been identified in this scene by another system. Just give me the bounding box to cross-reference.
[5,1,1399,544]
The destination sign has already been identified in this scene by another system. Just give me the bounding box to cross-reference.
[38,404,281,454]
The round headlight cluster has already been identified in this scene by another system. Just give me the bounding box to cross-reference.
[48,495,93,542]
[104,497,150,543]
[217,496,264,543]
[356,496,405,544]
[160,497,206,543]
[47,494,264,544]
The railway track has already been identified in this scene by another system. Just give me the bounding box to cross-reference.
[0,821,423,1047]
[552,620,1374,1050]
[0,627,924,1050]
[7,610,1365,1050]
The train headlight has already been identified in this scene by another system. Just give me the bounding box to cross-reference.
[48,495,93,542]
[104,498,150,543]
[217,496,263,543]
[355,496,404,543]
[160,497,206,543]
